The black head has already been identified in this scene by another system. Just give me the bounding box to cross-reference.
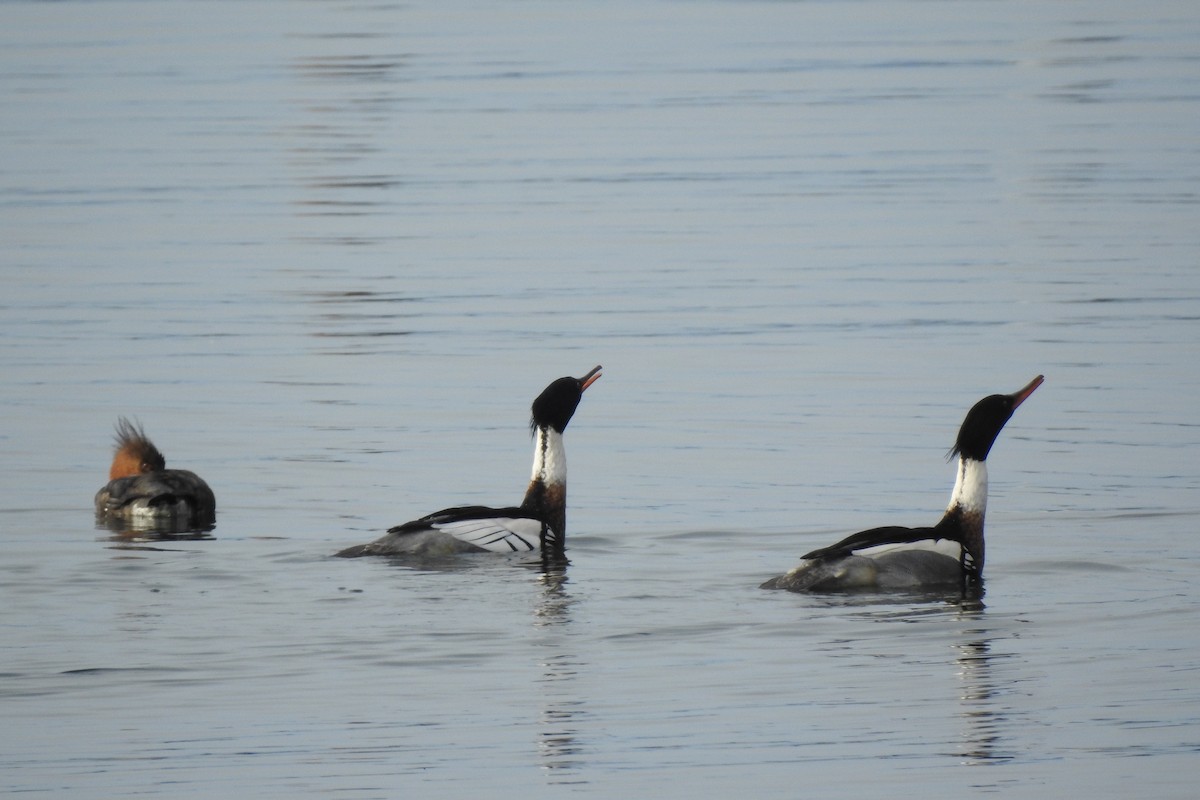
[530,365,602,434]
[951,375,1043,461]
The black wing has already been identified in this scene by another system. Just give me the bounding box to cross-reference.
[801,525,952,561]
[387,505,529,534]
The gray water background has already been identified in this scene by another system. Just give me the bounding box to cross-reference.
[2,0,1199,796]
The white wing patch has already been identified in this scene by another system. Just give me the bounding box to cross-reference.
[431,517,545,553]
[859,538,962,560]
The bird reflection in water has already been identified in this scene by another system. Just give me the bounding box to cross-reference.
[533,567,589,783]
[953,599,1022,766]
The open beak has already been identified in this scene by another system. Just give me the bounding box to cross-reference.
[1010,374,1044,410]
[580,365,603,392]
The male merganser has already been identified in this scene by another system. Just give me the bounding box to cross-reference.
[761,375,1043,593]
[94,418,216,528]
[335,365,602,559]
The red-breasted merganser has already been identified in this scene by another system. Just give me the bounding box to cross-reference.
[335,365,602,559]
[94,418,216,528]
[761,375,1043,593]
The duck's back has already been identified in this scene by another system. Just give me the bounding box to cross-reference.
[760,547,963,592]
[95,469,215,524]
[335,506,546,558]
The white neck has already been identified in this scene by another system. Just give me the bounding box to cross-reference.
[948,457,988,515]
[531,426,567,486]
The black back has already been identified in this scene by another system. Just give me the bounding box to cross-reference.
[800,524,950,562]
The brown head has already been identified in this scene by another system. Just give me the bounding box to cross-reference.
[108,417,166,480]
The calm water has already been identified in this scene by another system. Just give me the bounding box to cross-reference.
[3,0,1199,796]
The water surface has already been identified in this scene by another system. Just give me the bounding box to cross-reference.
[2,1,1199,797]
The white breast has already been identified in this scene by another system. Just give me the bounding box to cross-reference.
[531,427,567,486]
[947,457,988,515]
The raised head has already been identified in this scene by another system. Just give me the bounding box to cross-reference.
[952,375,1043,462]
[108,417,166,480]
[530,365,602,434]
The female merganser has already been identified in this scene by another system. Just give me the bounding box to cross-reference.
[761,375,1043,593]
[335,365,602,559]
[94,418,216,528]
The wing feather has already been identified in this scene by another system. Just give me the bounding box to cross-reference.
[431,516,543,553]
[801,525,951,561]
[382,505,547,554]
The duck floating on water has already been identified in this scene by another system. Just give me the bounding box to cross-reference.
[94,417,216,530]
[335,365,602,560]
[761,375,1043,593]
